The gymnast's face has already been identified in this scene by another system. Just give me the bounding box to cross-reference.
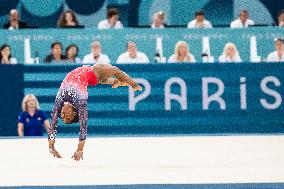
[61,104,76,124]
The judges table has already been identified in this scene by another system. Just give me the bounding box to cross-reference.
[0,27,283,64]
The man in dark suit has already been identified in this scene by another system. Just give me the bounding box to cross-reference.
[2,9,28,29]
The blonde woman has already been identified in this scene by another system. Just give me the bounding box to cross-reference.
[18,94,50,137]
[218,43,242,63]
[151,11,166,29]
[168,41,196,63]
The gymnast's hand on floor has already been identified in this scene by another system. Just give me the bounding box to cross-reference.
[71,150,83,161]
[48,140,62,158]
[49,148,62,158]
[71,140,85,161]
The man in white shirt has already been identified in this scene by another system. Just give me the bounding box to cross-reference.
[187,11,212,29]
[230,10,255,28]
[98,8,123,29]
[266,38,284,62]
[116,41,149,64]
[82,41,111,64]
[277,10,284,27]
[2,9,28,29]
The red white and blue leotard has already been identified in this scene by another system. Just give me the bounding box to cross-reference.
[48,66,99,141]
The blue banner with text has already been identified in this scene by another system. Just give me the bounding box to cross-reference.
[22,63,284,136]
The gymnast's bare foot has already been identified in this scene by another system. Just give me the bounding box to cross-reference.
[132,84,142,91]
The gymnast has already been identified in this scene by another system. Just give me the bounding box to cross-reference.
[48,63,142,161]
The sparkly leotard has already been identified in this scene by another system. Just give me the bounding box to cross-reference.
[48,66,99,141]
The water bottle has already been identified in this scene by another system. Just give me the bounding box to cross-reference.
[155,50,161,63]
[34,51,40,64]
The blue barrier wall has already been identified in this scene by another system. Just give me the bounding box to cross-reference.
[1,63,284,137]
[0,65,24,136]
[0,27,284,63]
[21,63,284,137]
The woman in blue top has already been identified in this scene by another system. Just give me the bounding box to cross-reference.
[18,94,50,137]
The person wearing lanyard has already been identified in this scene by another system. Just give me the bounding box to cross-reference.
[18,94,50,137]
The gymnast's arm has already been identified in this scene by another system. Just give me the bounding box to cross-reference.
[48,96,63,158]
[48,96,63,141]
[71,99,88,161]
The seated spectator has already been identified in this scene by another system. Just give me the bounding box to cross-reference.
[266,38,284,62]
[0,44,17,64]
[151,11,166,29]
[65,44,81,63]
[218,43,242,63]
[82,41,110,64]
[18,94,50,137]
[230,10,255,28]
[277,10,284,27]
[57,10,80,28]
[98,8,123,29]
[44,42,66,63]
[116,41,149,64]
[187,11,212,29]
[3,9,28,30]
[168,41,196,63]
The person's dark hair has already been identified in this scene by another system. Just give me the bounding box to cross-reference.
[275,38,284,43]
[65,44,79,58]
[71,112,79,124]
[240,10,248,15]
[0,44,12,62]
[278,9,284,17]
[107,8,119,18]
[57,10,79,27]
[126,41,135,49]
[195,10,205,17]
[51,42,62,50]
